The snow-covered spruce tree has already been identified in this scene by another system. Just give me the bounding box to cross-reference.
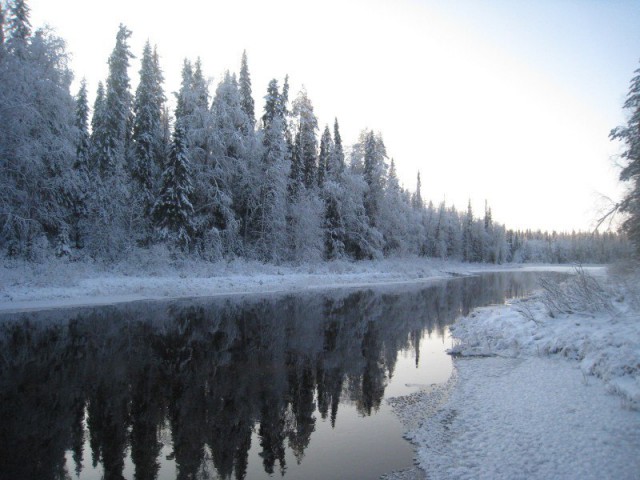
[286,88,324,261]
[254,79,290,261]
[319,122,343,259]
[412,171,423,210]
[174,58,230,258]
[434,201,449,259]
[610,58,640,253]
[100,24,134,176]
[175,60,194,122]
[462,200,474,262]
[362,130,388,228]
[81,25,136,260]
[207,72,254,256]
[152,122,194,250]
[75,79,90,169]
[321,118,353,259]
[317,125,332,189]
[378,158,414,255]
[331,118,345,174]
[131,41,166,233]
[89,81,107,171]
[69,79,91,248]
[176,58,210,169]
[6,0,30,57]
[482,200,495,263]
[337,169,383,260]
[291,88,319,191]
[239,50,255,131]
[0,18,79,258]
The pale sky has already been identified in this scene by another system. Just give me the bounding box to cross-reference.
[27,0,640,232]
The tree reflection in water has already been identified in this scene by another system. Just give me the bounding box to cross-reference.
[0,272,545,479]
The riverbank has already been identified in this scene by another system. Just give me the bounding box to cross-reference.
[390,263,640,479]
[0,254,581,313]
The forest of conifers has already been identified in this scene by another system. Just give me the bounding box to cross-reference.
[0,1,630,265]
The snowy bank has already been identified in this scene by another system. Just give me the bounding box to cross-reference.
[390,265,640,479]
[0,254,578,313]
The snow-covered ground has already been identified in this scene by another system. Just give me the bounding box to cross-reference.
[390,264,640,479]
[0,253,578,313]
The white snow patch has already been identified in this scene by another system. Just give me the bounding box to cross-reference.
[0,255,530,313]
[390,265,640,479]
[407,356,640,480]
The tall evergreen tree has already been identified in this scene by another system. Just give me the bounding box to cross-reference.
[90,81,107,172]
[70,79,91,248]
[291,88,318,190]
[239,50,255,130]
[192,58,209,111]
[412,172,423,210]
[362,130,387,226]
[318,125,332,188]
[6,0,30,56]
[462,200,474,262]
[331,118,345,176]
[175,58,210,166]
[175,60,194,122]
[132,41,166,219]
[207,71,253,252]
[281,75,290,118]
[610,58,640,252]
[101,24,134,175]
[74,79,90,169]
[255,79,289,260]
[262,78,281,129]
[152,122,194,250]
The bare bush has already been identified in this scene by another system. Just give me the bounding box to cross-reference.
[539,265,612,317]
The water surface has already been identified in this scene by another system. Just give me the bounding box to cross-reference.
[0,272,551,479]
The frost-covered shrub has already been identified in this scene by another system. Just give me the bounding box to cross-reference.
[540,266,612,316]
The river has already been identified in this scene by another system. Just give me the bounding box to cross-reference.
[0,272,553,480]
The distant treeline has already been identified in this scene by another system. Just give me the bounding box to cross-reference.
[0,1,629,264]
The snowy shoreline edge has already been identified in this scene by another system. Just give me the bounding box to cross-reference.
[388,266,640,479]
[0,257,580,314]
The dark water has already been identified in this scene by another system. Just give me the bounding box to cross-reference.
[0,272,551,480]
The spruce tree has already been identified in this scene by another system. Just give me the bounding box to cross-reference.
[101,24,134,175]
[462,200,474,262]
[362,130,387,226]
[6,0,30,56]
[281,74,290,118]
[412,172,423,210]
[132,41,165,219]
[256,80,289,261]
[291,88,318,190]
[331,118,345,175]
[192,58,209,110]
[175,60,194,123]
[70,79,91,248]
[152,122,194,250]
[262,78,280,129]
[239,50,255,130]
[90,81,107,172]
[74,79,90,169]
[318,125,332,188]
[610,58,640,252]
